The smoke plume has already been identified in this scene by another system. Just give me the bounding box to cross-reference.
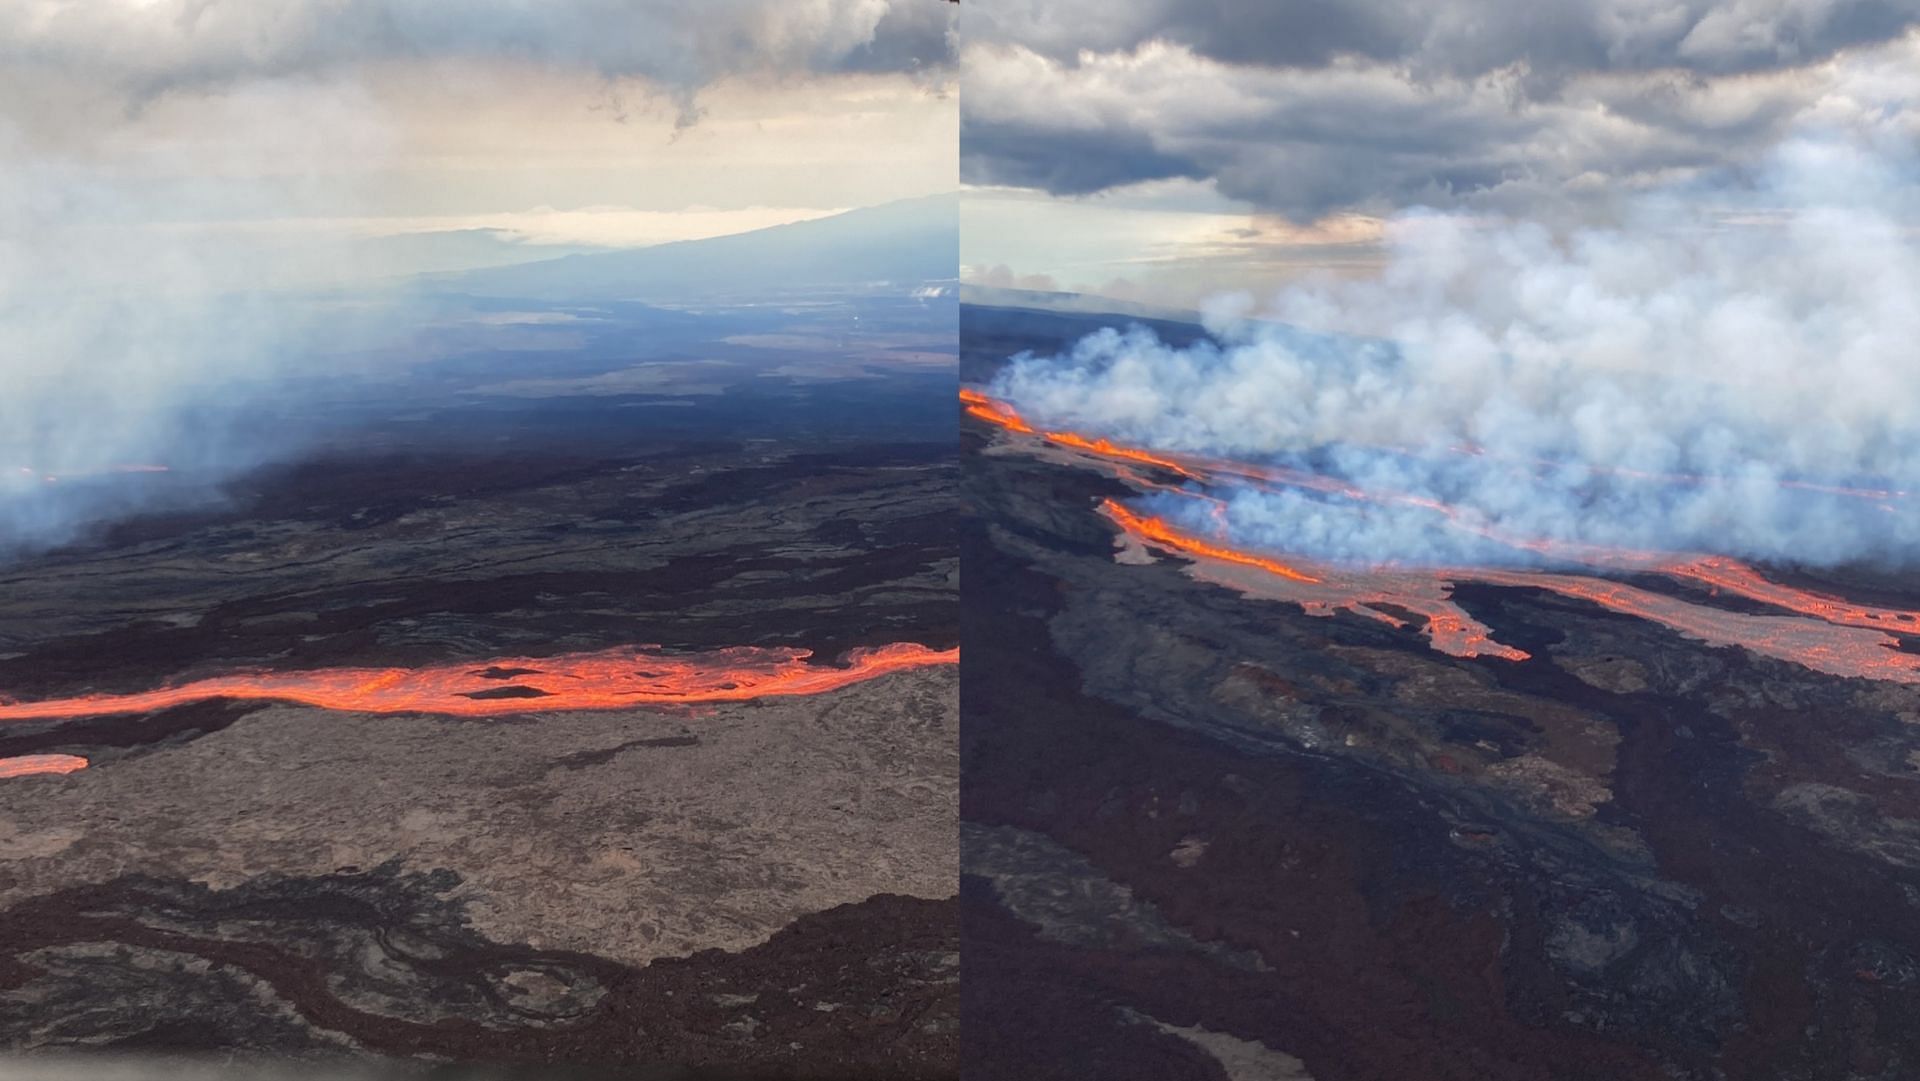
[0,0,949,559]
[988,135,1920,569]
[0,76,406,557]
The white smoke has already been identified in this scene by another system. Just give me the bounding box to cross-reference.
[989,134,1920,569]
[0,75,409,557]
[0,0,952,559]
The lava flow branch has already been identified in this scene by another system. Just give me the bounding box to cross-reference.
[0,642,959,723]
[0,753,88,778]
[1102,499,1320,584]
[964,386,1920,682]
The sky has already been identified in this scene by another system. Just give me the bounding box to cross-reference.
[960,0,1920,308]
[1,0,958,287]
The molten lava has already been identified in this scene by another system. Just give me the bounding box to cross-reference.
[1659,557,1920,631]
[965,385,1920,683]
[1050,434,1204,481]
[960,387,1033,433]
[1101,498,1526,661]
[1102,499,1319,584]
[0,753,88,779]
[0,643,958,723]
[960,389,1200,480]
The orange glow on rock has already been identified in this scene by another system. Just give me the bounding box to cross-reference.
[0,643,959,723]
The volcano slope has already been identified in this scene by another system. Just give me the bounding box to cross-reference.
[961,302,1920,1081]
[0,297,959,1078]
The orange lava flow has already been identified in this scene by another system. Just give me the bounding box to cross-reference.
[1659,557,1920,631]
[0,643,959,723]
[1102,498,1320,584]
[1102,500,1920,679]
[960,389,1199,478]
[1474,568,1920,683]
[967,386,1920,680]
[1101,496,1527,660]
[0,753,88,778]
[960,387,1033,434]
[1046,432,1204,480]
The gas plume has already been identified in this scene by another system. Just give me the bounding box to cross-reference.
[988,136,1920,570]
[0,81,401,558]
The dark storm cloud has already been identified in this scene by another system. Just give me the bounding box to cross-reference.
[835,0,959,74]
[974,0,1920,80]
[1163,0,1920,80]
[962,0,1920,217]
[960,123,1206,195]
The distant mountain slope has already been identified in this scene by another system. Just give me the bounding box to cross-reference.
[436,194,957,302]
[958,284,1199,323]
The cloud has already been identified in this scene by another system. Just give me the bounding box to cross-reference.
[0,0,955,110]
[0,78,414,555]
[962,116,1205,196]
[965,263,1060,291]
[961,2,1920,219]
[970,0,1920,80]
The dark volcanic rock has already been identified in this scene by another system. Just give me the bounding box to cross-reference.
[455,685,555,700]
[0,864,958,1079]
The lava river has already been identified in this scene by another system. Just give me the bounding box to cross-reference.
[0,642,958,724]
[966,387,1920,684]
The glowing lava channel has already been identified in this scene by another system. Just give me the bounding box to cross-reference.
[0,754,88,779]
[0,643,958,723]
[1101,498,1529,661]
[965,387,1920,682]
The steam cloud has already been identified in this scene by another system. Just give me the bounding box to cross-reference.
[0,79,403,557]
[0,0,948,559]
[989,136,1920,569]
